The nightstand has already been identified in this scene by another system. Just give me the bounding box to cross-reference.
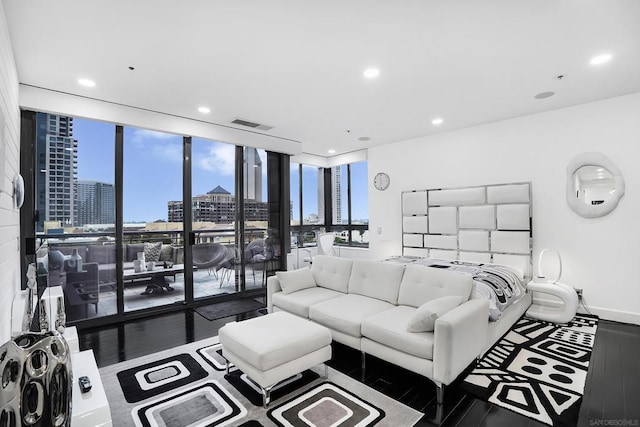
[525,280,579,324]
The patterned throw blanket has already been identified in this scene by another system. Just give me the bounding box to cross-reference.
[385,257,527,321]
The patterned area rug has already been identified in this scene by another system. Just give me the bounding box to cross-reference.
[100,336,423,426]
[462,314,598,426]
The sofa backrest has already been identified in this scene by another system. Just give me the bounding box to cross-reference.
[50,245,89,260]
[397,264,473,308]
[310,255,353,293]
[348,260,405,304]
[86,244,117,264]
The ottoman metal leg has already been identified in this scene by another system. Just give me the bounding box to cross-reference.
[262,385,274,408]
[323,363,328,379]
[225,359,230,375]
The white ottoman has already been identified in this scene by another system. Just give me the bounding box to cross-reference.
[219,311,332,407]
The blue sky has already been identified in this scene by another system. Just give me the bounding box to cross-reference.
[74,118,368,223]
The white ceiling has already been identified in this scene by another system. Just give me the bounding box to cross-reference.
[4,0,640,158]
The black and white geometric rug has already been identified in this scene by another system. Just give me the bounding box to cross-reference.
[100,336,423,426]
[462,313,598,426]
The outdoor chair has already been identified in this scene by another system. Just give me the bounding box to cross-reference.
[192,243,228,277]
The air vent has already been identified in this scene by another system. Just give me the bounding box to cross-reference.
[231,119,273,130]
[231,118,273,131]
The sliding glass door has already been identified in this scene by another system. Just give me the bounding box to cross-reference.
[190,137,239,299]
[122,127,185,312]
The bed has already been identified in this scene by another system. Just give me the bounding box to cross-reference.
[398,181,534,352]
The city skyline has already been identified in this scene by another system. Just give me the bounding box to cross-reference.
[69,117,368,224]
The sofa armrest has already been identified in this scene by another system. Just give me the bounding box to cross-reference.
[266,275,282,313]
[433,297,489,385]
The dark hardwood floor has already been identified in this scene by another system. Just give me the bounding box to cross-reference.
[79,303,640,426]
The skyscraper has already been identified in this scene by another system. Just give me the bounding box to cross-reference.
[243,148,262,202]
[77,180,116,226]
[35,113,78,231]
[317,166,342,225]
[332,166,342,224]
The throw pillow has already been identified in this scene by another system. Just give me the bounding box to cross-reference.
[276,267,317,295]
[407,296,463,333]
[159,244,173,262]
[144,242,162,263]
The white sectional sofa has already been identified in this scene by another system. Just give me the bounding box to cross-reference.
[267,255,499,403]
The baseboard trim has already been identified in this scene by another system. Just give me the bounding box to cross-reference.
[578,304,640,326]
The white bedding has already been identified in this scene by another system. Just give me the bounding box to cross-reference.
[385,256,527,321]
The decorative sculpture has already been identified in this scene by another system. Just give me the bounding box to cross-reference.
[0,331,72,427]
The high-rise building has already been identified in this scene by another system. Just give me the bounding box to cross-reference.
[317,166,342,225]
[243,148,262,202]
[332,166,342,224]
[77,180,115,226]
[35,113,78,231]
[168,185,268,224]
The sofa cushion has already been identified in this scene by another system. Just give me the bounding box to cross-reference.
[406,296,463,332]
[276,267,317,294]
[397,264,473,308]
[309,294,394,337]
[348,260,405,304]
[310,255,353,293]
[272,287,344,318]
[362,306,435,359]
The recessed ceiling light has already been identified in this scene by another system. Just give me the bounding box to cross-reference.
[328,149,336,154]
[78,78,96,87]
[198,107,211,114]
[590,54,612,65]
[358,137,371,142]
[432,118,444,125]
[534,91,554,99]
[363,68,380,79]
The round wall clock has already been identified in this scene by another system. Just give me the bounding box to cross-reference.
[374,172,390,191]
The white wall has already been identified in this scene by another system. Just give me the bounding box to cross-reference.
[0,1,21,344]
[368,92,640,325]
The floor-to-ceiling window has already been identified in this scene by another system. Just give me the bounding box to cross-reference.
[332,161,369,247]
[34,114,117,322]
[288,160,368,266]
[289,163,325,267]
[24,110,289,327]
[242,147,271,289]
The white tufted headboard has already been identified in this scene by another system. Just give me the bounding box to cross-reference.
[401,182,532,278]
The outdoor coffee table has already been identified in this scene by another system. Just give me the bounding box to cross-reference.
[123,264,184,295]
